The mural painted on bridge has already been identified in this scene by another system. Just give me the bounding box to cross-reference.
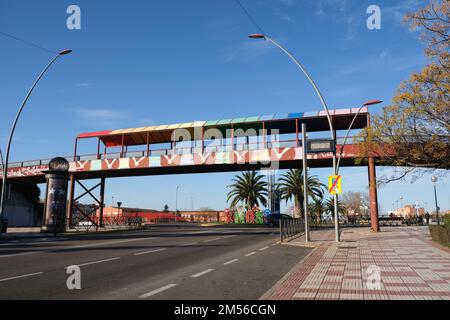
[71,146,358,173]
[2,145,359,179]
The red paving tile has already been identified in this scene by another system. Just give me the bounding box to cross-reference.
[263,227,450,300]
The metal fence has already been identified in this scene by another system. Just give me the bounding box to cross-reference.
[72,215,144,232]
[280,218,305,242]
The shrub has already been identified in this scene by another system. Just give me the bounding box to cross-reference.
[429,225,450,247]
[442,214,450,228]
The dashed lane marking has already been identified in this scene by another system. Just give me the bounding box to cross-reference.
[204,238,220,242]
[223,259,239,265]
[191,268,215,278]
[77,257,120,267]
[134,248,166,256]
[139,284,177,298]
[0,272,43,283]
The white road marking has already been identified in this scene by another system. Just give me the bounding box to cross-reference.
[0,238,69,247]
[179,242,198,247]
[134,248,166,256]
[188,231,212,234]
[223,259,239,265]
[245,251,257,257]
[0,251,41,259]
[0,272,43,282]
[191,268,215,278]
[77,257,120,267]
[139,283,177,298]
[204,238,220,242]
[0,237,160,259]
[222,235,236,238]
[259,246,269,251]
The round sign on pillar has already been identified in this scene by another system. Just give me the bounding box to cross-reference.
[41,157,70,234]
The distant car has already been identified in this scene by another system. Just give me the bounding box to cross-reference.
[265,214,293,227]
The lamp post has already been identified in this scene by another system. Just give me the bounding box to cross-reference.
[336,100,383,174]
[249,34,340,241]
[0,49,72,234]
[175,186,179,223]
[431,176,439,225]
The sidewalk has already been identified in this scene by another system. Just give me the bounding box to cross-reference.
[263,227,450,300]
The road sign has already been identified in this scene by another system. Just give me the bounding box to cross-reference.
[328,175,342,195]
[306,139,335,153]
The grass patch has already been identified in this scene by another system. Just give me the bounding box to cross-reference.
[429,225,450,248]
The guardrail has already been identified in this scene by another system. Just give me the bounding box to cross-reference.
[280,218,305,242]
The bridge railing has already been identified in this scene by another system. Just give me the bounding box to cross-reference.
[6,136,360,169]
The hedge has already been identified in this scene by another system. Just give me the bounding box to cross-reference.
[429,225,450,247]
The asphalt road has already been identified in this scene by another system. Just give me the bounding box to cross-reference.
[0,225,311,299]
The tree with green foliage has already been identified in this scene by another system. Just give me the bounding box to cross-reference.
[357,0,449,182]
[325,197,346,218]
[277,169,326,219]
[227,171,268,210]
[309,198,326,224]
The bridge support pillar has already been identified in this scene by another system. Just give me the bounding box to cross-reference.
[368,157,380,232]
[41,158,70,234]
[66,177,105,231]
[99,178,105,227]
[67,174,75,229]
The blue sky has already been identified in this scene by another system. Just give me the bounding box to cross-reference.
[0,0,448,213]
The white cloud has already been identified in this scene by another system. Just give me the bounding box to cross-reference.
[336,51,425,77]
[70,108,130,127]
[383,0,424,25]
[224,37,280,62]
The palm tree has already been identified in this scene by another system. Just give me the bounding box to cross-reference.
[227,171,268,210]
[277,169,326,218]
[310,198,325,224]
[325,197,346,218]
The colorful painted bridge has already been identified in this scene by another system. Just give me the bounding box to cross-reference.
[0,107,381,231]
[2,107,369,183]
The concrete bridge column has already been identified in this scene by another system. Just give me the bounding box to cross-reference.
[41,158,70,233]
[67,174,75,229]
[368,156,380,232]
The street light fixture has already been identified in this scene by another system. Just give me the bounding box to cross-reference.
[0,49,72,234]
[336,99,383,174]
[248,33,339,241]
[431,176,440,225]
[175,186,179,223]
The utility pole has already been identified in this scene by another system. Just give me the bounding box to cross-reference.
[301,123,309,242]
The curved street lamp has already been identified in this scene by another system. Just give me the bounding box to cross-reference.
[248,34,340,241]
[175,185,180,223]
[431,176,440,225]
[0,49,72,233]
[336,99,383,174]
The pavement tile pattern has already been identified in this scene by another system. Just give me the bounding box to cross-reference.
[265,227,450,300]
